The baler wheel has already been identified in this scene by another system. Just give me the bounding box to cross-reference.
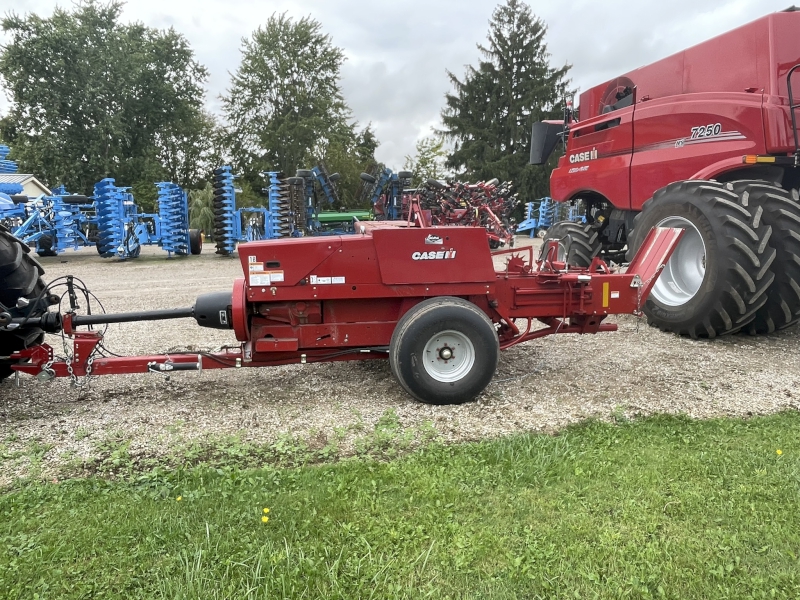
[389,297,499,405]
[626,180,776,338]
[540,221,600,266]
[189,229,203,255]
[0,225,47,381]
[725,181,800,334]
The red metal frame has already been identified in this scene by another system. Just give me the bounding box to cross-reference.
[10,225,683,381]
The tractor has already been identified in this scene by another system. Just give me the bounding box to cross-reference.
[531,7,800,338]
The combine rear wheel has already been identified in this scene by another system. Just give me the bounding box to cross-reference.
[626,180,775,338]
[389,297,499,405]
[0,226,48,381]
[540,221,601,266]
[726,181,800,333]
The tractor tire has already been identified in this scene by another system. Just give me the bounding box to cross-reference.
[0,225,47,381]
[725,181,800,334]
[626,180,775,338]
[189,229,203,255]
[389,297,499,405]
[540,221,601,266]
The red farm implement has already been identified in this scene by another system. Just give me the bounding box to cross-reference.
[1,220,681,404]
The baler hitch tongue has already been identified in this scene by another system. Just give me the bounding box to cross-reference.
[626,226,685,299]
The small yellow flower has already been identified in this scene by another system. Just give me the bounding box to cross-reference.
[176,496,182,501]
[262,516,269,523]
[263,508,270,514]
[777,449,783,456]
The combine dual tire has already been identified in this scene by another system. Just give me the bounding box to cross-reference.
[0,226,47,381]
[389,297,499,405]
[540,221,601,266]
[627,180,775,338]
[725,181,800,334]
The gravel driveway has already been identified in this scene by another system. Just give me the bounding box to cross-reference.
[2,238,799,484]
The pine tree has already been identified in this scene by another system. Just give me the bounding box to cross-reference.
[440,0,570,201]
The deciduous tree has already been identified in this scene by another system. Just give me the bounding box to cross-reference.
[0,1,212,203]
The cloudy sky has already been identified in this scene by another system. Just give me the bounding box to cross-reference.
[0,0,792,167]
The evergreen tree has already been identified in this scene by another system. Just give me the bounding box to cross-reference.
[440,0,569,200]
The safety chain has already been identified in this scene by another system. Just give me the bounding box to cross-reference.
[63,338,95,388]
[634,264,666,332]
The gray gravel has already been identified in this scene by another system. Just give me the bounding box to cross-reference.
[2,238,799,484]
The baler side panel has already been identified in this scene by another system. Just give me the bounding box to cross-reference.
[372,227,496,285]
[238,237,342,287]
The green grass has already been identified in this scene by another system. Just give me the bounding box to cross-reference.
[2,413,800,599]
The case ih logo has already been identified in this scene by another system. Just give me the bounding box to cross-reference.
[412,250,457,261]
[569,148,598,164]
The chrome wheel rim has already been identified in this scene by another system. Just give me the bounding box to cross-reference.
[422,330,475,383]
[651,216,706,306]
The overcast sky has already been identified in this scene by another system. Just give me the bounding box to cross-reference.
[0,0,793,168]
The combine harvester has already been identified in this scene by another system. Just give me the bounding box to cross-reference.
[531,7,800,337]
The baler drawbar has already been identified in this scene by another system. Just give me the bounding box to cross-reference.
[3,221,682,404]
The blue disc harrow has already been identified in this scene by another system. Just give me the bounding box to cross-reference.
[157,182,190,256]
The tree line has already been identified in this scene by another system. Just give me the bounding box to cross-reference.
[0,0,569,213]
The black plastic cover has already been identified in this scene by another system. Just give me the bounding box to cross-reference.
[530,122,564,165]
[194,291,233,329]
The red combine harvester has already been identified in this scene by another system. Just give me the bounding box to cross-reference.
[531,7,800,338]
[0,219,682,404]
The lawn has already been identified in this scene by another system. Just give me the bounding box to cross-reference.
[1,413,799,599]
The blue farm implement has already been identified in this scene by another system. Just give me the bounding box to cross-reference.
[212,165,350,255]
[94,178,202,260]
[359,167,413,221]
[0,193,94,257]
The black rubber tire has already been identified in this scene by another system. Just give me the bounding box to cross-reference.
[725,181,800,334]
[360,173,376,184]
[36,233,57,257]
[10,195,28,204]
[189,229,203,255]
[541,221,601,266]
[296,169,313,178]
[0,225,47,381]
[626,180,776,338]
[389,297,499,405]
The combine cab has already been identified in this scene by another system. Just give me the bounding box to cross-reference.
[532,7,800,337]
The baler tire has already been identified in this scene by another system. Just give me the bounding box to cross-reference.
[0,225,47,382]
[725,180,800,334]
[626,180,776,338]
[389,297,499,405]
[189,229,203,255]
[540,221,600,267]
